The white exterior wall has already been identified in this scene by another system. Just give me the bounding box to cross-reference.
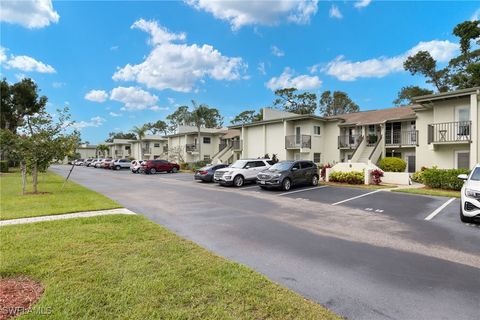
[77,147,97,159]
[265,122,286,160]
[244,125,265,158]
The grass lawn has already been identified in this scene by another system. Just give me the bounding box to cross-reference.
[0,170,121,220]
[392,187,461,198]
[1,214,340,320]
[323,182,395,190]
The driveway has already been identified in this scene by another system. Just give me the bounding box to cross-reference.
[51,165,480,320]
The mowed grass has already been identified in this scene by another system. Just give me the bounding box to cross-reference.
[0,171,121,220]
[392,187,461,198]
[1,214,340,320]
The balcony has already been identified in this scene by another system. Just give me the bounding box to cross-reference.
[285,135,311,149]
[232,140,243,151]
[338,134,362,149]
[142,148,152,155]
[385,130,418,146]
[428,121,471,144]
[186,143,198,152]
[219,142,228,152]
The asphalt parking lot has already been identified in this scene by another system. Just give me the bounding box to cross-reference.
[51,165,480,320]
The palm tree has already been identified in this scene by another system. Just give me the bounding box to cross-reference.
[96,144,109,158]
[131,124,149,159]
[189,101,223,162]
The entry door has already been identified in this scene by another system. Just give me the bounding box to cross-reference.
[392,122,401,144]
[455,106,470,138]
[295,126,301,145]
[405,154,416,173]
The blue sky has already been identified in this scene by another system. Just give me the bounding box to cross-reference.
[1,0,479,143]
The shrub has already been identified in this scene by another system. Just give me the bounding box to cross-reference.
[179,162,188,170]
[370,169,384,185]
[320,163,332,181]
[329,171,364,184]
[422,168,470,190]
[0,160,8,173]
[378,157,406,172]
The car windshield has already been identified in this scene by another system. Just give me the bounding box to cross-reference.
[471,167,480,181]
[230,161,248,169]
[268,162,293,171]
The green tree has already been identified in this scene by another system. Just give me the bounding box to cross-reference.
[318,91,360,116]
[146,120,169,135]
[231,110,262,125]
[272,88,317,115]
[189,101,223,159]
[105,131,137,143]
[131,124,149,160]
[0,78,48,133]
[393,86,434,106]
[96,144,109,157]
[403,51,450,92]
[166,105,192,132]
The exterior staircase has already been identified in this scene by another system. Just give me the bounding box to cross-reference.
[356,146,375,164]
[212,145,233,164]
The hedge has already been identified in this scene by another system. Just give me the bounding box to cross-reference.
[378,157,406,172]
[0,160,8,173]
[329,171,364,184]
[421,168,470,191]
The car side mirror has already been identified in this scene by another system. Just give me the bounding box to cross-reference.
[291,167,298,171]
[457,174,468,180]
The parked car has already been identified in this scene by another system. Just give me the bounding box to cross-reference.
[93,159,105,168]
[130,160,145,173]
[458,164,480,223]
[102,159,113,169]
[142,160,180,174]
[257,160,319,191]
[214,159,274,187]
[74,159,85,166]
[195,164,229,182]
[112,159,131,170]
[84,158,95,167]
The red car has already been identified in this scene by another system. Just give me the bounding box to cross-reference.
[102,159,113,169]
[142,160,180,174]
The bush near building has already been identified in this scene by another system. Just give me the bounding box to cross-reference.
[378,157,407,172]
[421,168,470,191]
[329,171,364,184]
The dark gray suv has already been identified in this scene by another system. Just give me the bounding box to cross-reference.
[256,160,319,191]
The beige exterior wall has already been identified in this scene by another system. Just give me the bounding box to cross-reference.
[167,133,222,163]
[76,147,97,159]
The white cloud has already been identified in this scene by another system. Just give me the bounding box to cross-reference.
[14,73,27,81]
[471,8,480,21]
[110,86,159,111]
[167,97,175,104]
[52,81,65,88]
[257,62,266,75]
[354,0,372,9]
[0,0,59,29]
[186,0,318,30]
[109,112,122,117]
[325,40,459,81]
[113,19,246,92]
[266,67,322,91]
[329,5,342,19]
[72,116,105,130]
[149,106,169,112]
[3,52,55,73]
[110,45,119,51]
[85,90,108,103]
[271,45,285,57]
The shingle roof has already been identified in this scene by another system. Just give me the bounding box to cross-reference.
[330,106,416,126]
[221,129,240,139]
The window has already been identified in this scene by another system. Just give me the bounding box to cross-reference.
[204,155,211,161]
[203,137,211,144]
[313,153,321,163]
[254,161,266,167]
[125,146,130,150]
[455,151,470,169]
[245,161,256,168]
[292,163,301,170]
[386,151,402,158]
[301,161,313,169]
[154,143,160,147]
[313,126,321,135]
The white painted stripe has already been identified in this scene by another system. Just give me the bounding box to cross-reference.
[331,190,383,206]
[278,185,327,196]
[424,198,456,221]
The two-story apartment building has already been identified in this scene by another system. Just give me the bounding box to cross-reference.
[230,87,480,172]
[166,126,228,163]
[106,135,167,160]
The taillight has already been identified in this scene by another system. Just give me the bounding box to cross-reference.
[199,171,208,175]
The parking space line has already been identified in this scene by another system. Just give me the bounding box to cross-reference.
[424,198,456,221]
[240,185,261,190]
[331,189,382,206]
[278,186,327,196]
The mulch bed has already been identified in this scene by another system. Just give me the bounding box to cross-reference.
[0,277,44,320]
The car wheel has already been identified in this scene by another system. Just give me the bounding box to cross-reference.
[233,175,244,187]
[172,167,178,173]
[115,165,121,170]
[460,202,473,223]
[282,178,291,191]
[149,168,156,174]
[311,175,319,186]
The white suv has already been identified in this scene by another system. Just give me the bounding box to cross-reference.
[214,159,273,187]
[458,164,480,223]
[112,159,131,170]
